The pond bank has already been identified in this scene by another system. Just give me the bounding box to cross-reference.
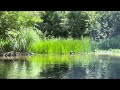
[0,50,120,57]
[0,51,34,57]
[90,50,120,56]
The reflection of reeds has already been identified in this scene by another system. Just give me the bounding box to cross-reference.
[27,54,95,66]
[28,37,92,54]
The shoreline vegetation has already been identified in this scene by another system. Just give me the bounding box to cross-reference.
[1,49,120,57]
[1,11,120,57]
[0,51,34,57]
[1,36,120,57]
[1,34,120,57]
[0,36,93,56]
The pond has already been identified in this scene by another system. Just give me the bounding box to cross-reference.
[0,54,120,79]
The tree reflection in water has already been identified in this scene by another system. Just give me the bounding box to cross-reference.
[40,63,69,79]
[0,55,120,79]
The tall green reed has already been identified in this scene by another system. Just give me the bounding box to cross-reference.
[28,37,92,54]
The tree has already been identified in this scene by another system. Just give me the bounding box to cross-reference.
[36,11,64,38]
[38,11,94,38]
[0,11,43,39]
[91,11,120,41]
[62,11,92,38]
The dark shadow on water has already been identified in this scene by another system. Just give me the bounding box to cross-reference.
[40,63,69,79]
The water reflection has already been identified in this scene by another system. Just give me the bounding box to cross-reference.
[40,63,69,79]
[0,55,120,79]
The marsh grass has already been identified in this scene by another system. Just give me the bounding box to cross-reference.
[0,28,93,54]
[28,37,92,54]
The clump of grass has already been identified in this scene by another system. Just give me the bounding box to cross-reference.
[0,28,94,54]
[28,37,92,54]
[27,54,94,66]
[11,28,41,52]
[0,28,42,52]
[0,39,12,52]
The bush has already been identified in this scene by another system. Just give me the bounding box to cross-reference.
[0,28,43,52]
[0,39,12,52]
[11,28,42,52]
[98,36,120,50]
[28,37,92,54]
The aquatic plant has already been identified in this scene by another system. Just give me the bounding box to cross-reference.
[28,37,92,54]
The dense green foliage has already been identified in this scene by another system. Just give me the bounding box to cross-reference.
[98,36,120,50]
[36,11,96,38]
[1,11,120,53]
[0,11,44,52]
[28,37,92,54]
[91,11,120,40]
[0,28,42,52]
[0,11,43,39]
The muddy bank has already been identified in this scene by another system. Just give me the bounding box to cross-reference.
[0,51,34,57]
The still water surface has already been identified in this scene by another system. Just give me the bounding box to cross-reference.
[0,54,120,79]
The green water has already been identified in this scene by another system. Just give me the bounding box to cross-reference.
[0,54,120,79]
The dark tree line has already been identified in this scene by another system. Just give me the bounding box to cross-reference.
[36,11,120,40]
[1,11,120,40]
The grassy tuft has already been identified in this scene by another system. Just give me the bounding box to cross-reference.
[28,37,92,54]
